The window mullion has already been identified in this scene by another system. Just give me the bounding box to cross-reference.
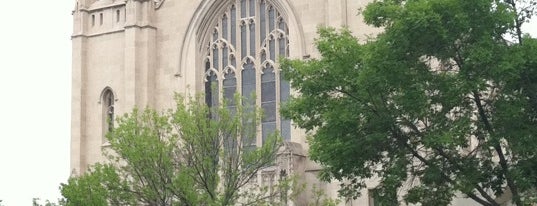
[219,40,224,103]
[254,1,262,147]
[255,54,262,147]
[275,60,282,134]
[259,0,266,50]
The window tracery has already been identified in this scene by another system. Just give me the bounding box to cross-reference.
[203,0,291,144]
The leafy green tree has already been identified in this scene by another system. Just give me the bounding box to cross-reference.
[61,94,285,206]
[60,164,134,206]
[280,0,537,205]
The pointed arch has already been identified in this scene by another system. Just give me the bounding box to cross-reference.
[98,86,118,104]
[241,58,256,100]
[99,87,116,143]
[185,0,296,145]
[176,0,305,79]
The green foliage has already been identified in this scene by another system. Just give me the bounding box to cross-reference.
[281,0,537,205]
[60,164,134,206]
[61,94,285,206]
[32,198,64,206]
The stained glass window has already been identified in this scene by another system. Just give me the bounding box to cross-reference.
[203,0,291,144]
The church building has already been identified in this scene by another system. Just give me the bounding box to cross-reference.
[70,0,487,205]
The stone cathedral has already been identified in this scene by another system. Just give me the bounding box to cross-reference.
[70,0,486,205]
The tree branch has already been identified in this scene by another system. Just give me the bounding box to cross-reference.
[506,0,524,45]
[472,91,521,205]
[400,118,500,204]
[392,126,496,206]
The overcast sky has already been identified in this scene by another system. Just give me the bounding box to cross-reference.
[0,1,535,205]
[0,1,72,205]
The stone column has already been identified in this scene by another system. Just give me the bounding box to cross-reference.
[71,3,89,175]
[123,0,157,109]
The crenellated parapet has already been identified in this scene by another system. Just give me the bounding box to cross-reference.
[72,0,126,37]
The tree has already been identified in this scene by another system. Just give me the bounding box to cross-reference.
[60,164,133,206]
[32,198,63,206]
[61,94,286,206]
[280,0,537,205]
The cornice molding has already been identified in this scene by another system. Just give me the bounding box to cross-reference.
[79,1,126,12]
[124,24,157,30]
[71,28,125,39]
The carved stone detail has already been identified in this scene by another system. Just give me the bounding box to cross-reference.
[276,141,306,174]
[153,0,165,9]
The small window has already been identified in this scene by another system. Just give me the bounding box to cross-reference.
[99,13,103,25]
[116,10,120,22]
[91,14,95,26]
[101,88,115,143]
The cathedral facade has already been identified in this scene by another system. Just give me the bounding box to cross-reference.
[70,0,484,205]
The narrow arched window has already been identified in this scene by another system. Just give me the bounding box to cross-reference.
[101,88,115,142]
[203,0,291,144]
[116,10,120,22]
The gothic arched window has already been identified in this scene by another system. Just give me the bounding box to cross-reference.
[203,0,291,144]
[101,88,115,142]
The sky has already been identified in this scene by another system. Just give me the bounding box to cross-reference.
[0,1,72,205]
[0,1,535,205]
